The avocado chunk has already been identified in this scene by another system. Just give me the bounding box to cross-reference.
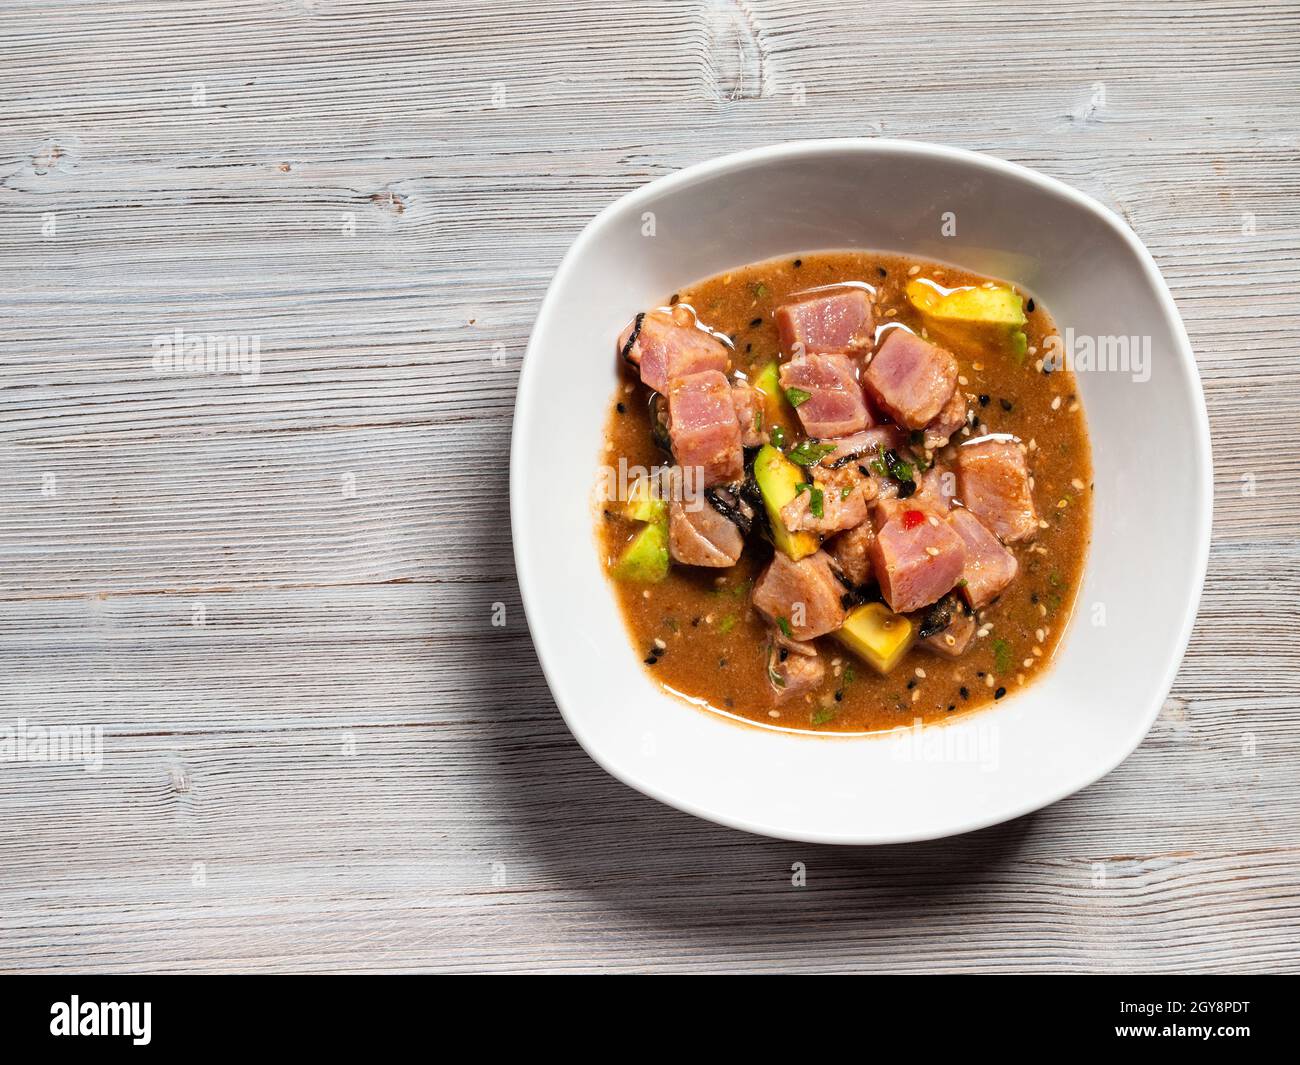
[612,520,669,582]
[834,602,916,675]
[905,279,1028,363]
[753,444,820,561]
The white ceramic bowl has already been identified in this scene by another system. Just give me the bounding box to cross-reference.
[511,139,1211,844]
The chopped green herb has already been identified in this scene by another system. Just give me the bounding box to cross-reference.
[784,386,812,408]
[956,578,968,588]
[812,705,839,726]
[786,440,837,466]
[770,425,787,450]
[718,614,737,634]
[754,409,764,432]
[809,486,824,518]
[992,637,1013,674]
[752,281,769,299]
[843,666,856,686]
[840,486,852,500]
[777,616,793,639]
[795,482,811,495]
[665,617,679,633]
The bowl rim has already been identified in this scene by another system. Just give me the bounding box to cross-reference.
[510,138,1213,845]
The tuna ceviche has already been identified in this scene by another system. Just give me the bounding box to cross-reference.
[599,251,1092,734]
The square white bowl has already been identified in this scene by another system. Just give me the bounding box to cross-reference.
[511,139,1211,844]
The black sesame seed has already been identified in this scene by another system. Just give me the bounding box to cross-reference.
[1000,399,1013,412]
[691,616,701,627]
[906,678,916,690]
[793,259,803,268]
[644,656,657,665]
[960,686,970,699]
[745,343,752,353]
[616,402,626,414]
[1026,298,1035,312]
[978,394,990,407]
[834,691,843,702]
[977,671,986,678]
[669,293,679,304]
[719,657,728,668]
[750,317,762,328]
[778,647,789,662]
[877,267,887,278]
[947,704,956,712]
[994,686,1007,700]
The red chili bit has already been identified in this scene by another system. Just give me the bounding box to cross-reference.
[902,509,925,529]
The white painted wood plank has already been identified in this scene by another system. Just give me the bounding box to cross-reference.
[1,0,1298,973]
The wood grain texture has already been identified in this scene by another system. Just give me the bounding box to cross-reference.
[1,0,1299,973]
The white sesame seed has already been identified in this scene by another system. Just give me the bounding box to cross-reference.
[925,546,940,556]
[958,375,969,386]
[985,674,995,687]
[915,667,927,679]
[1051,395,1062,411]
[1028,438,1038,451]
[886,308,898,317]
[1023,658,1033,668]
[912,689,920,702]
[1057,498,1069,509]
[1034,359,1044,372]
[1032,646,1043,657]
[928,515,939,526]
[768,709,780,718]
[1038,604,1048,617]
[653,638,666,651]
[1036,628,1045,642]
[1071,478,1085,491]
[908,265,921,276]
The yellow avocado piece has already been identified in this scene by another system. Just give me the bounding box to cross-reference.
[753,444,819,561]
[613,520,669,583]
[750,361,796,436]
[834,602,916,675]
[905,279,1027,327]
[625,476,667,525]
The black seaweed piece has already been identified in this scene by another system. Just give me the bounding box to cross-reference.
[917,597,955,640]
[619,312,646,364]
[705,485,755,536]
[648,393,671,453]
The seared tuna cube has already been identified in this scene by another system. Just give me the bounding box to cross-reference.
[619,307,729,395]
[955,439,1039,543]
[765,629,825,700]
[729,378,768,447]
[862,329,958,429]
[868,511,966,614]
[781,479,871,535]
[668,498,744,568]
[752,549,847,640]
[775,289,875,356]
[779,354,872,438]
[923,387,967,449]
[827,520,876,588]
[921,608,976,658]
[948,508,1019,609]
[668,370,744,487]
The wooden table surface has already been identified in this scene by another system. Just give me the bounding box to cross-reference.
[1,0,1298,974]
